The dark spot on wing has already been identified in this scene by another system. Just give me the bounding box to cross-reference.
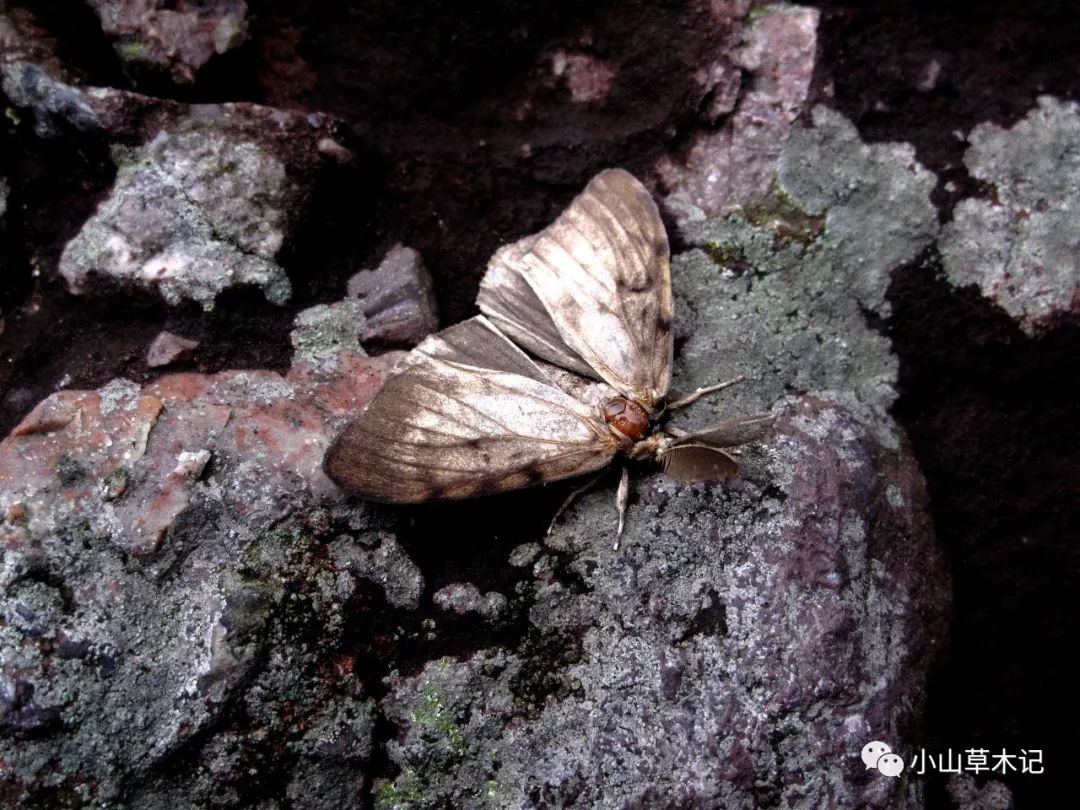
[657,313,672,334]
[524,465,545,484]
[616,275,652,293]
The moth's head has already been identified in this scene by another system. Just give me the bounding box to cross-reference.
[602,396,650,443]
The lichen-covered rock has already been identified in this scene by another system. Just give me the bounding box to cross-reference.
[88,0,248,84]
[657,4,819,229]
[0,348,402,804]
[365,100,943,808]
[669,106,937,415]
[432,583,509,621]
[59,128,293,308]
[940,96,1080,333]
[291,299,368,365]
[145,330,199,368]
[347,244,439,348]
[379,394,947,808]
[1,69,346,309]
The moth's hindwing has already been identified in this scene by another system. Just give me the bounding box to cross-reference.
[661,445,739,482]
[323,317,620,502]
[477,168,674,408]
[659,414,774,482]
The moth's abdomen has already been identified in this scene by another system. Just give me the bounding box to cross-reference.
[602,397,650,441]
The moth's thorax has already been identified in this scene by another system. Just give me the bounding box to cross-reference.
[602,397,650,442]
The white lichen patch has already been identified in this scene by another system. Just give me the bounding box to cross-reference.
[59,129,293,309]
[941,96,1080,333]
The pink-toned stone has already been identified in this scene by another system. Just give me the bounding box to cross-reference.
[146,330,199,368]
[695,60,742,122]
[656,5,819,228]
[550,51,618,103]
[88,0,249,84]
[0,351,400,555]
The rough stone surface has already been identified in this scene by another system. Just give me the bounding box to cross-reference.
[946,774,1015,810]
[657,4,820,229]
[671,105,938,416]
[59,128,293,308]
[0,86,951,807]
[378,394,947,808]
[347,244,439,349]
[0,9,64,77]
[145,330,199,368]
[0,346,401,805]
[940,96,1080,333]
[0,61,102,138]
[0,68,345,309]
[88,0,249,84]
[550,51,618,104]
[432,583,509,621]
[291,299,368,365]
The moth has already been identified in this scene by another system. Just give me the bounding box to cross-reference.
[324,169,771,547]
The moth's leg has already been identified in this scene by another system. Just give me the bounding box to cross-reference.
[666,375,745,411]
[665,425,688,439]
[547,468,609,537]
[613,466,630,551]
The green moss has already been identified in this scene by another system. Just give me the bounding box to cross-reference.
[742,186,824,247]
[703,241,751,274]
[114,40,150,63]
[375,769,425,809]
[410,684,466,755]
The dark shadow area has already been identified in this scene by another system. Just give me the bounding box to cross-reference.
[814,4,1080,804]
[282,0,724,325]
[813,0,1080,216]
[0,285,300,436]
[888,257,1080,807]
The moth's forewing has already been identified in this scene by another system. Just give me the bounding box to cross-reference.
[323,317,620,503]
[661,445,739,482]
[476,259,597,379]
[477,168,674,408]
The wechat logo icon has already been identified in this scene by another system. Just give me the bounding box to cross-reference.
[862,740,905,778]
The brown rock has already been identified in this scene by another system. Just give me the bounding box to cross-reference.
[347,245,438,348]
[87,0,249,84]
[146,331,199,368]
[0,352,399,555]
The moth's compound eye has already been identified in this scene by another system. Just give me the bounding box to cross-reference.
[602,397,650,441]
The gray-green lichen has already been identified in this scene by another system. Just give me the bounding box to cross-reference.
[672,105,938,417]
[940,95,1080,333]
[290,300,368,364]
[59,129,293,309]
[372,393,944,809]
